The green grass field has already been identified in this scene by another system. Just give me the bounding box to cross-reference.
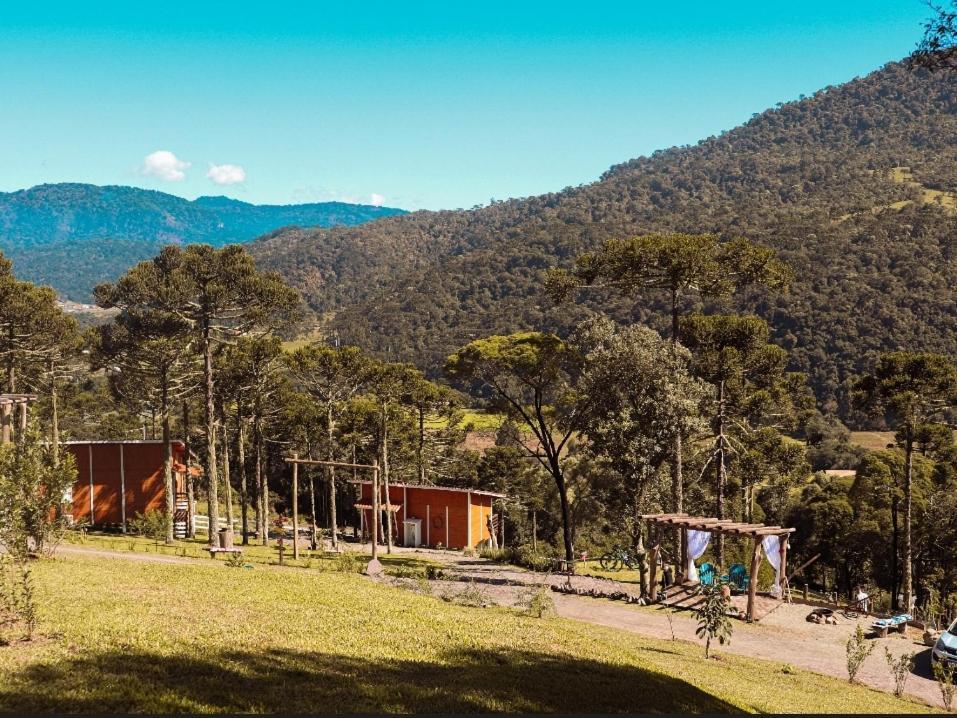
[0,552,936,713]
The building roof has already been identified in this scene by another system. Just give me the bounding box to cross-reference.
[64,440,186,446]
[349,479,505,499]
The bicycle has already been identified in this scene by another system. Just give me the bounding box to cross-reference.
[599,545,641,571]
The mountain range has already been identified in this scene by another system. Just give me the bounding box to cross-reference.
[248,61,957,412]
[0,183,405,301]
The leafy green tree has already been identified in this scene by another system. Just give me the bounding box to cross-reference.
[446,332,586,561]
[546,233,790,560]
[572,316,705,548]
[95,245,300,544]
[855,352,957,612]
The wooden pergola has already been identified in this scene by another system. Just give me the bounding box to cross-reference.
[0,394,37,444]
[641,513,795,622]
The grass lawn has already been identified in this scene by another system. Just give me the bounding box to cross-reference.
[0,553,937,713]
[63,530,439,573]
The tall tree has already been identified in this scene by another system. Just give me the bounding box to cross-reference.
[89,306,197,543]
[573,316,706,550]
[95,245,300,543]
[446,332,587,562]
[680,314,802,565]
[286,344,370,549]
[546,233,790,562]
[854,352,957,613]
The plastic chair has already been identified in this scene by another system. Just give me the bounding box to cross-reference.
[698,561,716,586]
[728,563,750,592]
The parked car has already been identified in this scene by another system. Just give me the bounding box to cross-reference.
[932,618,957,665]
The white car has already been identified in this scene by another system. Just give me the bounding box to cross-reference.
[933,618,957,666]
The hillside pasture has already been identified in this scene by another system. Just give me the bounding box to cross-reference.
[0,552,938,714]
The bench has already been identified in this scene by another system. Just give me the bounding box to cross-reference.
[207,547,243,559]
[871,613,912,638]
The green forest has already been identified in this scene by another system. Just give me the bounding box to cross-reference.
[251,61,957,417]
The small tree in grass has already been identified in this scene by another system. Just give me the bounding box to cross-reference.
[884,648,915,698]
[694,585,733,658]
[933,659,956,712]
[0,423,77,639]
[845,625,874,683]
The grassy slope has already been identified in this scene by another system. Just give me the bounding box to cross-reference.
[0,554,935,714]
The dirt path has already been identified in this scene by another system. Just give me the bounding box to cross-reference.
[432,553,945,710]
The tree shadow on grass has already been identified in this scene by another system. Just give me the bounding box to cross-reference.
[0,645,739,714]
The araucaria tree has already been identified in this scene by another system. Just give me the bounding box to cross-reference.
[546,233,790,561]
[855,352,957,613]
[88,305,197,543]
[95,245,300,543]
[680,314,803,565]
[286,344,370,549]
[446,332,586,562]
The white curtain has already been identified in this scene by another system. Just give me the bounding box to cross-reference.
[686,530,711,582]
[762,535,782,597]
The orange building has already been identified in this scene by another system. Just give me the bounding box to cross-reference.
[65,440,190,532]
[352,480,505,550]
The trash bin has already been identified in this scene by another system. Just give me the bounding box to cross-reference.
[218,528,233,549]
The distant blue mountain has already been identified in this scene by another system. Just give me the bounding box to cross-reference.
[0,183,406,301]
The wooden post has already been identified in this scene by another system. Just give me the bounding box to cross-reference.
[371,461,379,561]
[1,403,10,444]
[746,536,763,622]
[649,542,661,602]
[292,452,299,560]
[779,535,789,602]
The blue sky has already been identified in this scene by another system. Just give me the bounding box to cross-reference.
[0,2,932,210]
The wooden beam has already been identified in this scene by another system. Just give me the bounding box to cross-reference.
[283,457,377,470]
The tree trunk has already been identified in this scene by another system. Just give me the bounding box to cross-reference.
[255,413,267,546]
[891,496,900,611]
[556,471,574,563]
[221,415,234,536]
[327,403,338,549]
[236,408,249,545]
[417,406,426,483]
[202,323,219,545]
[716,379,727,567]
[381,402,393,554]
[162,382,174,545]
[309,472,318,550]
[183,400,196,539]
[903,427,914,613]
[669,289,686,573]
[50,358,60,466]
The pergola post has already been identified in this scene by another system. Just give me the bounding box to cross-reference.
[648,540,660,602]
[746,536,763,622]
[780,535,789,602]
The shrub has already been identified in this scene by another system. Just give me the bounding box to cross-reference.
[845,625,874,684]
[331,552,362,574]
[480,544,551,572]
[129,510,173,548]
[518,584,556,618]
[933,658,956,712]
[884,648,915,698]
[443,580,488,607]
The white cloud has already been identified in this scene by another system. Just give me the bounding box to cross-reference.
[140,150,190,181]
[370,193,385,206]
[206,163,246,186]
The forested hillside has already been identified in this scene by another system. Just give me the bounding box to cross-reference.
[0,183,405,300]
[251,61,957,413]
